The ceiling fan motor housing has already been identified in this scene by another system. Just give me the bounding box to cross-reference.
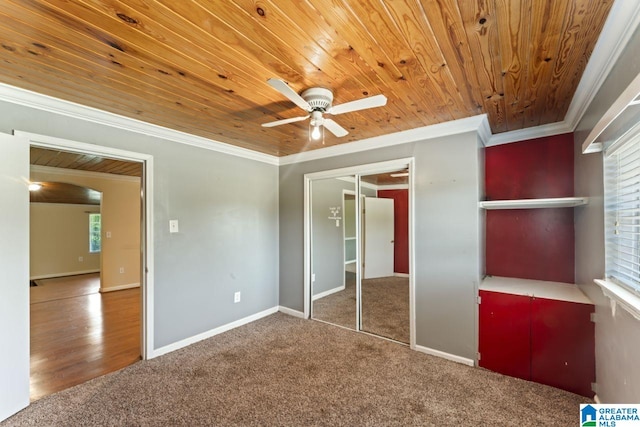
[301,87,333,111]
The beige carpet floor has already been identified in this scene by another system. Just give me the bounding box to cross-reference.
[3,313,590,426]
[313,273,409,343]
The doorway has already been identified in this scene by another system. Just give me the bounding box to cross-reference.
[19,131,154,399]
[305,158,415,347]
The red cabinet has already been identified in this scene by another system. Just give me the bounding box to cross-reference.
[531,297,595,397]
[479,279,595,397]
[478,290,530,381]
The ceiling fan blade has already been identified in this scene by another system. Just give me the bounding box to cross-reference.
[323,118,349,137]
[261,115,310,127]
[327,94,387,115]
[267,78,311,111]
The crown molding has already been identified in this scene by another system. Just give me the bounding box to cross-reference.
[563,0,640,131]
[30,164,141,183]
[279,115,487,166]
[476,115,492,147]
[485,120,573,147]
[0,83,279,166]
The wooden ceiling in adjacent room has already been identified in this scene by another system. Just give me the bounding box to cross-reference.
[29,181,102,205]
[0,1,614,156]
[31,146,142,177]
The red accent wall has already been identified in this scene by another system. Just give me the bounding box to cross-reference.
[486,209,575,283]
[485,134,575,283]
[485,133,574,200]
[378,189,409,274]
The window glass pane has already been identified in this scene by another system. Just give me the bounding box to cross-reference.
[605,136,640,294]
[89,213,101,253]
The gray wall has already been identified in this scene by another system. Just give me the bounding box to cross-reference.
[311,178,354,296]
[0,100,279,350]
[574,26,640,402]
[280,132,483,359]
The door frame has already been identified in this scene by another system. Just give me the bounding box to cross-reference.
[303,157,416,348]
[16,130,155,359]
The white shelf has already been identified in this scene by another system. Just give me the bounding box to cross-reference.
[478,197,588,210]
[480,276,592,304]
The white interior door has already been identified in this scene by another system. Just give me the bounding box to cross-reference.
[0,133,30,421]
[363,196,394,279]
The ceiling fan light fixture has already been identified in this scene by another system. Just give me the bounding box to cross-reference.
[263,79,386,140]
[311,125,322,141]
[309,110,325,143]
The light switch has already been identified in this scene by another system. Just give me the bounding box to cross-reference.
[169,219,179,233]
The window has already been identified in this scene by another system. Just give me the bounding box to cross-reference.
[604,134,640,295]
[89,213,101,253]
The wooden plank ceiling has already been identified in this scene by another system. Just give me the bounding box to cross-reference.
[29,181,102,204]
[0,0,613,156]
[31,146,143,177]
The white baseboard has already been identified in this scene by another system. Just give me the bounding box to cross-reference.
[150,306,279,358]
[30,269,100,280]
[278,306,305,318]
[394,273,410,278]
[413,344,475,367]
[100,282,140,293]
[312,285,345,301]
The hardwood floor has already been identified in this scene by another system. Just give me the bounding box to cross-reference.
[30,273,141,401]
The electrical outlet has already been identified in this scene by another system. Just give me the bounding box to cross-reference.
[119,267,125,274]
[106,231,112,238]
[234,291,241,303]
[169,220,179,233]
[78,256,83,262]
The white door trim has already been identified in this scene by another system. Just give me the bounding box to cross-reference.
[0,132,30,422]
[303,157,416,348]
[15,130,155,360]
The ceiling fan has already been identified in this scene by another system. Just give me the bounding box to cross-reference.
[262,78,387,140]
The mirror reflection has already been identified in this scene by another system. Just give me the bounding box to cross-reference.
[360,169,410,343]
[310,167,410,344]
[311,176,357,330]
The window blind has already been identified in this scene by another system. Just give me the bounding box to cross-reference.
[605,134,640,295]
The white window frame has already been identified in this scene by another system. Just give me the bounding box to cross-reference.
[89,213,101,253]
[599,127,640,320]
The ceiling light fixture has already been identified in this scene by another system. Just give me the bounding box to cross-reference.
[390,172,409,178]
[309,111,324,143]
[311,125,322,140]
[28,183,42,191]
